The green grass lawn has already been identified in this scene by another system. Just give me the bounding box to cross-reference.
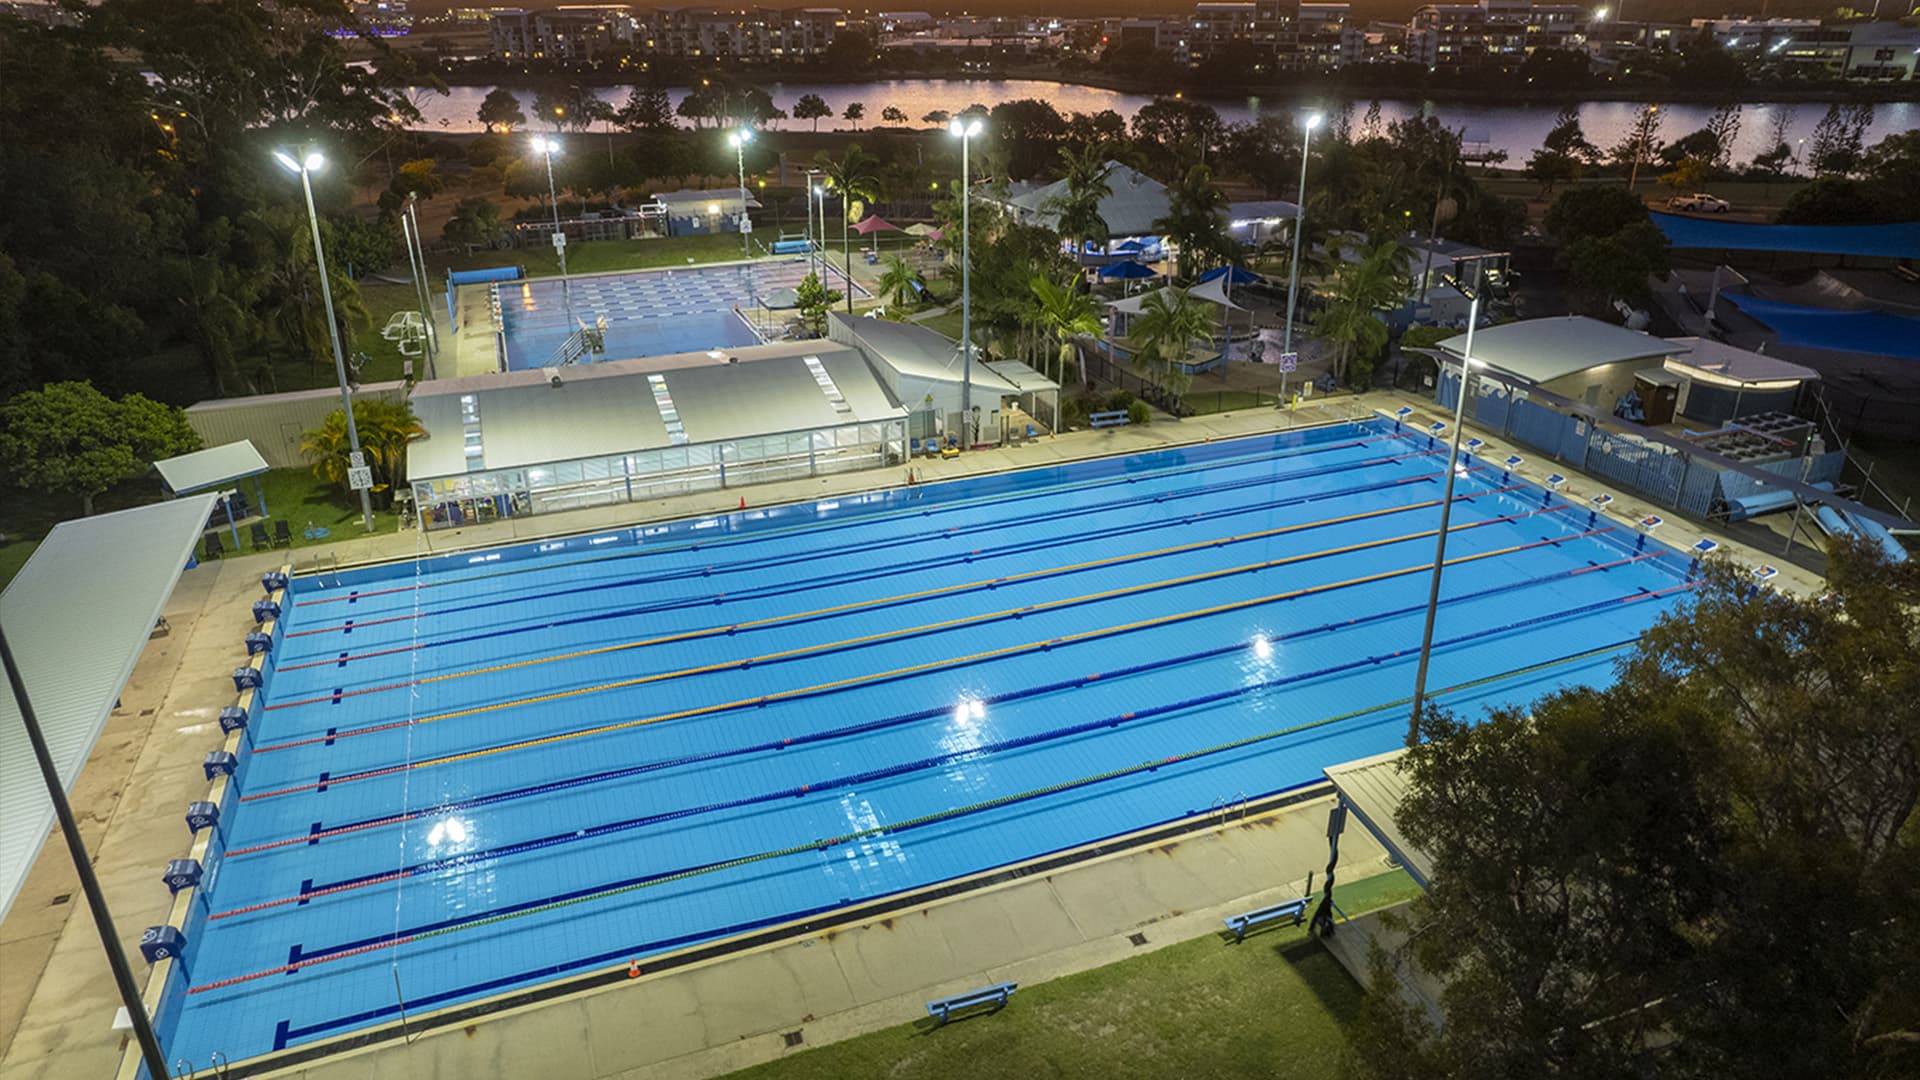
[719,870,1422,1080]
[917,310,965,343]
[438,232,756,278]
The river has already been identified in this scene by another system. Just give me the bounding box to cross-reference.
[402,78,1915,165]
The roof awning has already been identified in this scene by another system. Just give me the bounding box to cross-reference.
[1324,748,1434,891]
[1189,276,1249,311]
[0,493,221,923]
[153,440,270,495]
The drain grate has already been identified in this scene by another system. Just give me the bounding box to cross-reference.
[50,894,71,906]
[782,1031,804,1048]
[1128,932,1148,947]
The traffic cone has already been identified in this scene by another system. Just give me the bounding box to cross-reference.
[738,496,746,511]
[627,959,640,979]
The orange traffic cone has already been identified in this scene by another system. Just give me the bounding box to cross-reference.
[628,959,641,979]
[738,496,746,511]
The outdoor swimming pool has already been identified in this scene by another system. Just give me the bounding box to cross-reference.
[153,417,1702,1071]
[497,259,869,370]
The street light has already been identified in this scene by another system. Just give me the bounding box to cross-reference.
[949,114,984,449]
[533,136,572,319]
[812,181,828,282]
[1407,271,1488,736]
[274,148,376,533]
[1281,112,1322,404]
[728,128,754,257]
[804,168,823,278]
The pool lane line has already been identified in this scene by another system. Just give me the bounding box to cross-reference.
[285,440,1441,634]
[265,475,1525,711]
[291,426,1406,609]
[253,494,1553,740]
[211,573,1688,915]
[276,461,1479,674]
[190,629,1668,992]
[224,548,1668,859]
[241,519,1612,798]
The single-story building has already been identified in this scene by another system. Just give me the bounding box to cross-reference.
[653,188,762,238]
[1437,316,1686,411]
[406,340,907,528]
[1662,337,1820,425]
[996,162,1170,259]
[826,312,1059,445]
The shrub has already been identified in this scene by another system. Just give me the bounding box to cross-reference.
[1105,389,1135,411]
[1126,400,1152,425]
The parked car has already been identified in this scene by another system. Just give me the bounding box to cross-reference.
[1668,193,1731,213]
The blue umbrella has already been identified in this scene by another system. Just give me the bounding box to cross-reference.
[1097,260,1158,280]
[1111,238,1146,254]
[1198,264,1263,286]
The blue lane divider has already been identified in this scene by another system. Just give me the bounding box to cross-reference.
[281,450,1461,668]
[237,571,1683,910]
[247,542,1650,855]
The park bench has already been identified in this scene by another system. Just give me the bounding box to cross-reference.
[1089,410,1130,429]
[926,981,1017,1026]
[1223,898,1309,943]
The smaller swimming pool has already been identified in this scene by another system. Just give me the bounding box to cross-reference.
[498,266,765,370]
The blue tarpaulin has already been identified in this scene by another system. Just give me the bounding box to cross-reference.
[1723,292,1920,360]
[1651,211,1920,259]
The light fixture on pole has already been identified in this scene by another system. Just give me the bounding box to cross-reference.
[533,136,572,319]
[949,114,984,449]
[728,129,753,257]
[813,181,828,282]
[804,168,823,278]
[1281,112,1322,405]
[1407,269,1487,737]
[274,148,376,533]
[400,194,437,380]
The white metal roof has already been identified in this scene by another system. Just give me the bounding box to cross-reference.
[829,314,1023,395]
[1437,316,1685,385]
[408,342,906,480]
[0,493,220,924]
[153,440,270,495]
[1664,337,1819,388]
[1006,162,1170,238]
[1324,748,1434,891]
[982,359,1061,394]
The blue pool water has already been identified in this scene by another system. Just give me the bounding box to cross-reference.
[497,260,871,371]
[155,419,1700,1070]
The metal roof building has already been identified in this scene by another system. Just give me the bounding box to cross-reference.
[1001,162,1171,239]
[827,313,1060,443]
[1438,316,1687,410]
[407,341,908,528]
[1323,748,1435,891]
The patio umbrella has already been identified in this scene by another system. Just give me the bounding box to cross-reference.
[1111,238,1146,254]
[1096,260,1158,280]
[853,215,902,235]
[905,222,939,237]
[1197,264,1264,286]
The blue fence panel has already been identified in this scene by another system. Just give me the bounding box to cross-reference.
[1679,459,1720,516]
[1558,416,1592,465]
[1474,386,1513,433]
[1508,399,1569,457]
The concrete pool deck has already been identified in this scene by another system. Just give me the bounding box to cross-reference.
[0,389,1822,1080]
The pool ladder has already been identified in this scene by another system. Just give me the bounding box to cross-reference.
[1209,791,1250,826]
[171,1051,229,1079]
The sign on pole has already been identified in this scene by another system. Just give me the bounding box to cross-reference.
[349,450,365,469]
[1278,351,1299,373]
[551,231,567,251]
[347,466,374,491]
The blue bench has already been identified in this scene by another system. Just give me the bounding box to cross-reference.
[1089,410,1130,429]
[771,239,813,255]
[1223,898,1309,943]
[926,981,1017,1025]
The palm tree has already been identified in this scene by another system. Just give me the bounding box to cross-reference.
[815,144,881,313]
[1126,286,1213,400]
[1043,144,1113,257]
[1154,163,1234,280]
[876,253,922,310]
[302,399,424,496]
[1311,237,1410,384]
[1028,272,1103,386]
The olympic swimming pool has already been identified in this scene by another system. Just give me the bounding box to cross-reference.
[153,417,1703,1071]
[498,260,870,371]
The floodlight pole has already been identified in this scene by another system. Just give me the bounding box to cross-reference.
[730,130,753,258]
[293,158,377,533]
[539,140,573,322]
[400,196,437,380]
[1408,285,1481,739]
[1282,114,1320,403]
[951,117,982,449]
[0,626,171,1080]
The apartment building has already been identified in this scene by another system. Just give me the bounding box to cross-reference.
[491,5,855,63]
[490,6,638,63]
[1406,0,1586,66]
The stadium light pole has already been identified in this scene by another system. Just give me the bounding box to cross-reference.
[949,115,984,448]
[1281,112,1322,404]
[0,627,171,1080]
[728,129,753,258]
[275,148,375,533]
[1407,275,1487,739]
[534,136,572,320]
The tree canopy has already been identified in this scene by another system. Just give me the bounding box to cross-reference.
[1349,546,1920,1080]
[0,382,200,515]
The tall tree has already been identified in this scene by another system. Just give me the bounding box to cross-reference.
[1028,271,1103,385]
[1043,144,1114,256]
[1526,105,1598,195]
[477,88,526,133]
[0,382,200,515]
[815,143,881,312]
[1154,164,1234,280]
[792,93,832,132]
[1349,548,1920,1080]
[881,105,907,127]
[1126,286,1213,398]
[617,86,675,132]
[1311,238,1408,385]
